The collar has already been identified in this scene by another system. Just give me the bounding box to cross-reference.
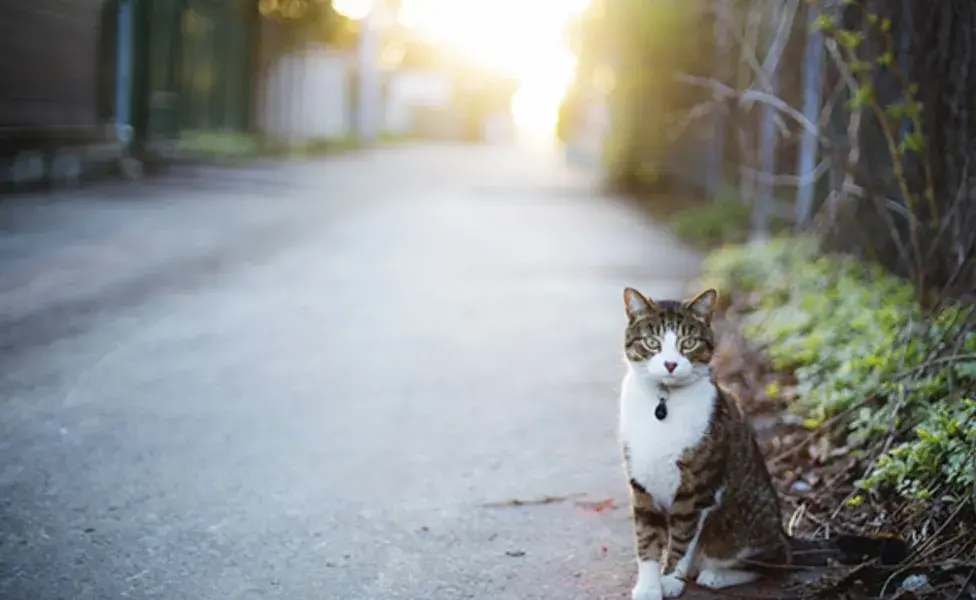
[655,382,669,420]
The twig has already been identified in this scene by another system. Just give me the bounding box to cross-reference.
[481,493,585,508]
[879,500,970,596]
[950,568,975,600]
[768,395,875,466]
[667,98,726,143]
[890,353,976,382]
[675,74,831,148]
[788,502,807,537]
[823,38,864,225]
[742,158,832,188]
[760,0,798,77]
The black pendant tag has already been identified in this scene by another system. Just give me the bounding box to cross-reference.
[655,398,668,421]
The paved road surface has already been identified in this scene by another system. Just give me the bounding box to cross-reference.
[1,145,701,600]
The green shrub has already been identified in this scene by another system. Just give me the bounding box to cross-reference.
[669,199,752,248]
[698,236,976,504]
[178,131,261,158]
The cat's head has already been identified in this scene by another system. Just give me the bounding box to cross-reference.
[621,287,718,386]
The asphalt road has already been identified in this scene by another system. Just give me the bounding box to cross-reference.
[0,144,701,600]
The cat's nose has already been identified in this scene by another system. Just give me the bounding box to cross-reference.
[664,361,677,373]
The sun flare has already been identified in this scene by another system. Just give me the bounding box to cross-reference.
[335,0,588,136]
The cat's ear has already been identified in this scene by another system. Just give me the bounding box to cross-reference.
[685,288,718,321]
[623,287,653,320]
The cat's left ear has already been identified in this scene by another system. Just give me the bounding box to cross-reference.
[685,288,718,321]
[623,287,653,320]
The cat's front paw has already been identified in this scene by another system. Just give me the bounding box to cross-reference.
[660,574,686,598]
[631,583,663,600]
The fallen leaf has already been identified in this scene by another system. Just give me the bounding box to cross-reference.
[576,498,617,512]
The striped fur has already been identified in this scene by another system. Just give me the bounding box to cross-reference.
[619,288,789,600]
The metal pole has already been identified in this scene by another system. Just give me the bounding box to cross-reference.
[753,1,780,240]
[706,0,731,200]
[357,4,380,144]
[115,0,134,148]
[795,2,824,227]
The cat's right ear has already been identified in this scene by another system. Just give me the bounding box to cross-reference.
[623,287,652,320]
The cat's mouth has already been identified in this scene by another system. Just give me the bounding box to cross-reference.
[656,369,706,387]
[660,374,690,387]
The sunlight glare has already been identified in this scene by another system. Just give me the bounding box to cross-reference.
[333,0,372,21]
[399,0,589,135]
[511,46,577,135]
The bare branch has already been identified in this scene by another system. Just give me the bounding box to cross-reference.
[675,73,829,148]
[760,0,799,76]
[742,157,832,188]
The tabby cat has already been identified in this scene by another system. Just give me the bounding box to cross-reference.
[618,287,789,600]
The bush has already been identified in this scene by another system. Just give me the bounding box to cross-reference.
[669,199,752,248]
[664,186,795,249]
[698,236,976,504]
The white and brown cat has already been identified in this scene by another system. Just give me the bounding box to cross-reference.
[617,287,907,600]
[619,287,787,599]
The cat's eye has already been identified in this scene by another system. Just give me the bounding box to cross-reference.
[680,338,699,352]
[642,339,660,353]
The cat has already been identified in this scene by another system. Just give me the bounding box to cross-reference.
[618,287,790,600]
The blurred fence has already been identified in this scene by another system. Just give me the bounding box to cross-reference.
[0,0,118,188]
[254,21,355,150]
[134,0,256,158]
[0,0,260,189]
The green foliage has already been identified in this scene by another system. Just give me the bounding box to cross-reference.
[258,0,356,52]
[818,5,936,294]
[699,238,976,504]
[863,398,976,501]
[575,0,712,192]
[836,29,864,49]
[669,198,752,248]
[178,131,261,159]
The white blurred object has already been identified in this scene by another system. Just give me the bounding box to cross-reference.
[258,48,354,143]
[899,574,932,593]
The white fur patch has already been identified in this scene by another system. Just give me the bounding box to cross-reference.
[695,566,759,589]
[619,356,717,511]
[645,331,695,383]
[696,552,760,589]
[660,573,685,598]
[632,559,663,600]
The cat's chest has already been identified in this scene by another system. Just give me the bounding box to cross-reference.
[619,377,716,511]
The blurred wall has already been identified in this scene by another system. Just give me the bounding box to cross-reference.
[0,0,124,190]
[257,47,354,143]
[382,70,452,136]
[0,0,110,149]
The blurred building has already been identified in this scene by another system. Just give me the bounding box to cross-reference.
[133,0,257,158]
[256,27,518,147]
[1,0,119,189]
[1,0,259,190]
[388,35,518,142]
[0,0,517,191]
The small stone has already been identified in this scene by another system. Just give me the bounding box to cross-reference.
[789,480,813,496]
[900,574,930,593]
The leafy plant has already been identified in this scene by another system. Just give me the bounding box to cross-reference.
[699,238,976,504]
[669,199,752,248]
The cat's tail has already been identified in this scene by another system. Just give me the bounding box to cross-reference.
[742,534,910,573]
[789,534,909,567]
